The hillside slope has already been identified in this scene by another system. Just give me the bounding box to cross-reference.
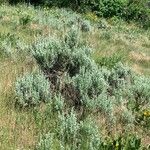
[0,4,150,149]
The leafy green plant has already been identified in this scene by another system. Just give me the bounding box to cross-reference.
[94,53,125,69]
[0,0,8,5]
[19,12,33,26]
[98,134,143,150]
[125,0,150,29]
[95,0,127,17]
[135,108,150,130]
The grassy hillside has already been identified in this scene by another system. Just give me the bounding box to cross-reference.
[0,4,150,150]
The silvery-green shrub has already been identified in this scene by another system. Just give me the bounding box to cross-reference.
[130,75,150,110]
[64,27,79,49]
[132,76,150,102]
[36,133,54,150]
[121,109,135,125]
[72,66,108,110]
[57,109,102,149]
[15,72,51,107]
[97,19,109,29]
[37,116,101,150]
[79,118,101,150]
[96,93,113,115]
[0,33,29,59]
[53,93,64,112]
[32,29,93,78]
[57,108,80,149]
[80,20,91,32]
[73,67,107,97]
[108,62,132,89]
[32,37,61,72]
[99,67,111,82]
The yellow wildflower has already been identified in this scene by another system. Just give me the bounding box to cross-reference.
[85,12,98,22]
[116,143,119,147]
[143,110,150,117]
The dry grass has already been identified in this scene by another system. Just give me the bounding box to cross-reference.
[0,59,37,149]
[88,27,150,75]
[129,51,150,62]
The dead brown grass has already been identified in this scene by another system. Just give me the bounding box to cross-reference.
[0,58,37,149]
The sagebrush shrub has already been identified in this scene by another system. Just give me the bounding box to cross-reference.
[130,75,150,110]
[37,115,101,150]
[32,29,93,79]
[80,20,91,32]
[64,27,80,49]
[32,37,62,72]
[37,133,54,150]
[0,33,28,59]
[121,109,135,125]
[57,108,80,147]
[73,67,107,98]
[53,93,64,112]
[72,66,107,102]
[40,7,76,28]
[15,72,51,107]
[79,118,101,150]
[72,66,115,118]
[57,109,101,149]
[16,28,148,117]
[108,62,132,89]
